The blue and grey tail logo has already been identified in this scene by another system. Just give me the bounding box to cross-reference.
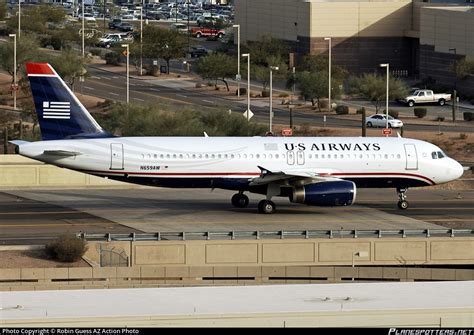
[42,101,71,120]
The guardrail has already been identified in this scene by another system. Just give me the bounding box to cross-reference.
[77,228,474,242]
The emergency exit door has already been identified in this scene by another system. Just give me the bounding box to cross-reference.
[110,143,124,170]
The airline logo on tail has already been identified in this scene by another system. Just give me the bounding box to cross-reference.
[42,101,71,119]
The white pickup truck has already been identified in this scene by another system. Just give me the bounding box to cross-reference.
[403,89,451,107]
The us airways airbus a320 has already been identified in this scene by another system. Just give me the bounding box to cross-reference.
[11,63,464,214]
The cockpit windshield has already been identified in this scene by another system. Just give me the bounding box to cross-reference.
[432,151,447,159]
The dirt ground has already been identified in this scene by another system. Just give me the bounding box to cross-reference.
[0,249,90,268]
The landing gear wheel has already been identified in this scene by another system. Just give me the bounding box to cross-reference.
[258,200,276,214]
[396,188,409,210]
[231,193,249,208]
[397,200,409,210]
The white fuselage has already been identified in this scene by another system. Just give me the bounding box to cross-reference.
[17,136,464,191]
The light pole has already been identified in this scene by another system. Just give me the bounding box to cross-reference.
[81,0,85,58]
[449,48,457,122]
[269,66,279,134]
[18,0,21,38]
[380,63,390,130]
[122,44,130,104]
[9,34,17,111]
[232,24,240,97]
[324,37,332,112]
[242,53,250,126]
[139,4,143,76]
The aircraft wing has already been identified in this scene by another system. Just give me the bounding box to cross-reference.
[249,166,341,186]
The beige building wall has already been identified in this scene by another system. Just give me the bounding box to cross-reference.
[420,6,474,57]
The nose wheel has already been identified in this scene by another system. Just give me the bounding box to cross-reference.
[397,188,409,210]
[231,192,249,208]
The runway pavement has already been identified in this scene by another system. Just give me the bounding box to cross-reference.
[1,187,472,244]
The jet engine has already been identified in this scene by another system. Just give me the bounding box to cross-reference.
[290,180,356,206]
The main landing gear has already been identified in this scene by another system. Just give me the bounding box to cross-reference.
[397,188,409,210]
[257,200,276,214]
[231,192,249,208]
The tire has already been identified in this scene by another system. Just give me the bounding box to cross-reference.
[438,99,445,106]
[408,100,415,107]
[258,200,276,214]
[217,33,223,39]
[367,122,372,128]
[397,200,409,210]
[196,32,202,38]
[231,193,249,208]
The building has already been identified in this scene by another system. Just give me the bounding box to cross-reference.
[235,0,474,95]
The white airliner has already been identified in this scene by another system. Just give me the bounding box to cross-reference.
[11,63,464,214]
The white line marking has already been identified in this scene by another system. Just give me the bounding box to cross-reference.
[91,76,101,80]
[149,88,160,92]
[84,86,94,90]
[176,94,188,98]
[112,76,120,79]
[109,92,119,96]
[133,97,145,102]
[103,77,112,80]
[202,99,215,104]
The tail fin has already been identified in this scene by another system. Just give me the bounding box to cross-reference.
[26,63,111,141]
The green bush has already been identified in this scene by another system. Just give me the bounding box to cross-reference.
[414,107,427,118]
[105,51,120,65]
[388,109,399,118]
[356,107,366,115]
[464,112,473,121]
[236,88,246,96]
[89,48,103,57]
[335,105,349,115]
[45,234,87,262]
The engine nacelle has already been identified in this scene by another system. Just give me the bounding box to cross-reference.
[290,181,356,206]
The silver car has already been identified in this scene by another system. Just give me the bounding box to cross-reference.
[365,114,403,128]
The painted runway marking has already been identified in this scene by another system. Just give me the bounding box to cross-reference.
[202,99,214,104]
[84,86,94,90]
[109,92,120,96]
[133,97,145,101]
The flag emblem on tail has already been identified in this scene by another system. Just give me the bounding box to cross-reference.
[42,101,71,119]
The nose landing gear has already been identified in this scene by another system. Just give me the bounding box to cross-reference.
[397,188,409,209]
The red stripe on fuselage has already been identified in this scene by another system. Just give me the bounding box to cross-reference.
[323,172,435,185]
[26,63,55,76]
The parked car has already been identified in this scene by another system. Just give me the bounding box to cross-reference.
[108,18,122,29]
[97,33,123,48]
[189,46,210,58]
[365,114,404,128]
[402,89,451,107]
[170,23,188,33]
[117,22,134,32]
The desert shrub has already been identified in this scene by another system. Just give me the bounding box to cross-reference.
[463,112,473,121]
[261,90,270,98]
[45,234,87,262]
[335,105,349,115]
[89,48,102,57]
[319,99,328,109]
[279,92,289,98]
[388,109,399,118]
[105,51,120,65]
[236,88,247,96]
[356,107,366,115]
[195,82,202,88]
[460,133,468,140]
[414,107,427,118]
[435,116,445,122]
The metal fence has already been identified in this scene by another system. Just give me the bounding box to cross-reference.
[77,228,474,242]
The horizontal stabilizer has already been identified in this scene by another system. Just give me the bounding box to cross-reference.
[9,140,30,146]
[43,150,81,157]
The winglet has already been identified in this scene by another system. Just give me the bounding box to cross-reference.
[203,132,209,137]
[9,140,29,146]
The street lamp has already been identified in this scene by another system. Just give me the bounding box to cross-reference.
[17,0,21,38]
[232,24,241,97]
[449,48,457,122]
[242,53,250,125]
[324,37,332,112]
[81,0,85,58]
[380,63,390,130]
[122,44,130,104]
[138,4,143,76]
[9,34,17,111]
[269,66,279,133]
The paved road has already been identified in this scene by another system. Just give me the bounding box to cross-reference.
[81,66,474,133]
[1,187,472,244]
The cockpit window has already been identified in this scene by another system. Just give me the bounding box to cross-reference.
[431,152,438,159]
[437,151,445,159]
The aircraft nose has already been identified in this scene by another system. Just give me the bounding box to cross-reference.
[451,160,465,180]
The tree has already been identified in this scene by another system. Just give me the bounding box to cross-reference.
[0,2,7,21]
[195,53,236,91]
[297,71,342,111]
[6,4,66,34]
[250,55,287,92]
[452,59,474,80]
[348,73,408,113]
[300,54,347,80]
[0,35,41,84]
[142,25,186,74]
[49,50,89,91]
